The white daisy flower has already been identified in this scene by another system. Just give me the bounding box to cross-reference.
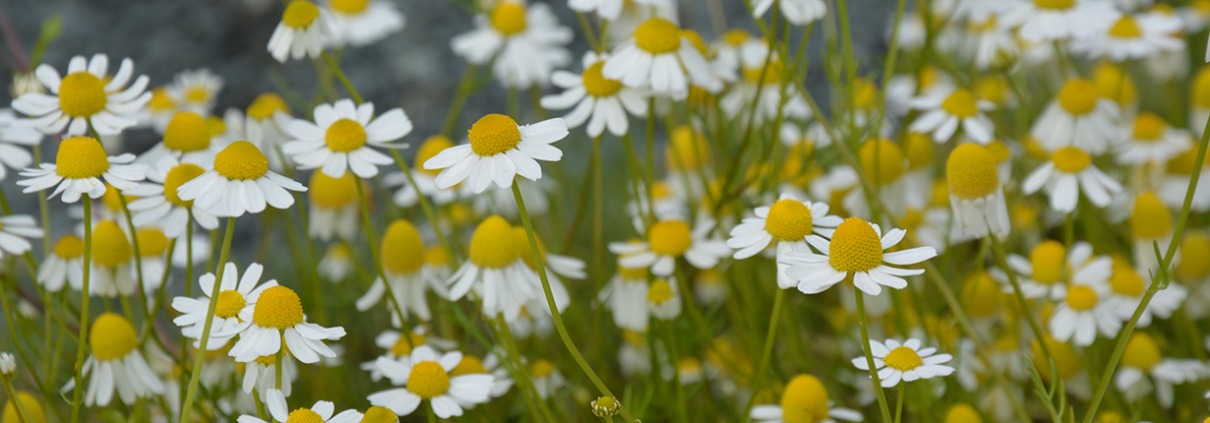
[267,0,334,63]
[318,243,354,281]
[361,327,459,382]
[598,256,653,332]
[458,353,513,399]
[1159,147,1210,212]
[0,109,41,181]
[451,1,572,89]
[1022,145,1123,213]
[610,217,729,277]
[1104,258,1185,327]
[1072,11,1184,61]
[0,215,42,260]
[166,69,224,116]
[283,99,412,178]
[750,374,862,423]
[446,216,566,322]
[529,359,566,399]
[909,87,995,143]
[11,54,150,136]
[38,234,85,292]
[232,93,295,172]
[1001,0,1117,43]
[541,51,649,137]
[237,389,362,423]
[1115,332,1210,408]
[646,277,682,320]
[727,193,843,288]
[172,262,278,350]
[999,241,1111,300]
[325,0,405,47]
[423,113,567,193]
[963,14,1020,70]
[62,313,164,406]
[127,156,220,238]
[569,0,624,20]
[137,111,225,167]
[227,285,346,364]
[781,217,938,296]
[1115,112,1191,165]
[131,226,174,294]
[946,143,1011,238]
[306,171,359,242]
[751,0,827,25]
[357,220,449,323]
[852,338,955,388]
[241,353,299,398]
[18,136,146,203]
[87,220,137,298]
[603,17,719,99]
[177,141,307,218]
[1049,276,1119,346]
[385,135,462,208]
[720,46,810,125]
[368,346,494,418]
[1030,78,1121,154]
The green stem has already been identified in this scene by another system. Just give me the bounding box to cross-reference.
[389,150,458,263]
[441,65,479,137]
[68,200,93,423]
[989,237,1055,370]
[893,384,904,423]
[1,378,32,423]
[855,291,893,423]
[321,51,363,104]
[740,287,784,423]
[353,180,411,324]
[178,217,236,423]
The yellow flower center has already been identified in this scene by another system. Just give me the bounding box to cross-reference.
[1178,233,1210,280]
[1131,192,1172,240]
[1034,0,1074,9]
[469,216,520,268]
[618,259,649,280]
[1032,336,1080,381]
[531,359,555,378]
[214,141,269,180]
[208,116,227,137]
[1167,148,1210,176]
[308,171,358,209]
[325,118,368,152]
[164,112,212,152]
[163,163,205,207]
[858,138,906,184]
[361,406,399,423]
[1030,241,1066,284]
[1107,16,1142,38]
[382,220,426,274]
[1195,68,1210,109]
[828,218,884,273]
[1109,259,1144,297]
[56,137,110,179]
[1057,79,1099,115]
[853,78,879,111]
[1065,286,1098,310]
[54,235,85,259]
[975,75,1010,105]
[742,60,785,86]
[511,227,549,270]
[89,313,138,361]
[252,286,305,329]
[100,184,129,213]
[963,271,1003,318]
[945,404,982,423]
[282,0,319,28]
[904,132,934,170]
[329,0,369,14]
[468,114,522,156]
[947,143,1000,200]
[648,220,692,256]
[940,89,979,118]
[633,18,682,54]
[407,361,451,399]
[723,29,750,46]
[764,199,814,242]
[884,346,923,371]
[389,332,427,357]
[415,135,455,176]
[1051,146,1092,173]
[285,408,324,423]
[666,126,710,171]
[1121,333,1161,371]
[248,93,290,120]
[92,220,132,268]
[583,62,623,97]
[214,290,247,319]
[779,374,830,423]
[490,2,528,36]
[3,391,46,423]
[450,355,488,376]
[1094,62,1137,107]
[425,246,450,266]
[136,227,170,256]
[148,87,175,111]
[184,86,210,103]
[647,279,675,304]
[1131,113,1165,142]
[57,72,107,118]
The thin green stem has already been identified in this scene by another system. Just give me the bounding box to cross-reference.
[389,150,458,263]
[179,217,236,423]
[353,180,411,323]
[1,378,32,423]
[740,287,784,423]
[321,51,363,104]
[989,237,1055,367]
[441,65,479,137]
[855,291,893,423]
[893,384,904,423]
[68,200,93,423]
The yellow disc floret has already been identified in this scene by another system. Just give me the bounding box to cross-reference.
[415,135,455,176]
[1107,16,1142,38]
[164,163,205,207]
[947,143,1000,200]
[325,118,368,152]
[468,114,522,156]
[666,126,710,171]
[779,374,830,423]
[214,290,247,319]
[1121,332,1161,371]
[92,220,132,268]
[361,406,399,423]
[407,361,451,399]
[491,2,528,36]
[1093,62,1137,107]
[309,171,358,209]
[214,141,269,180]
[1034,0,1074,10]
[633,18,682,54]
[648,220,692,256]
[53,235,85,259]
[247,93,290,120]
[469,216,520,268]
[1195,67,1210,109]
[57,72,107,117]
[858,138,906,184]
[90,312,138,361]
[1051,146,1092,173]
[1057,79,1099,115]
[884,346,923,371]
[252,285,304,329]
[1030,241,1066,284]
[1131,191,1172,240]
[282,0,320,28]
[1131,113,1165,141]
[450,355,488,376]
[941,88,979,118]
[1065,286,1098,311]
[945,404,983,423]
[583,62,623,97]
[1109,258,1144,297]
[329,0,369,14]
[389,332,427,357]
[136,227,170,256]
[962,271,1002,319]
[828,218,883,272]
[1178,233,1210,280]
[56,137,110,179]
[647,279,675,304]
[382,220,426,275]
[764,199,814,242]
[163,112,212,152]
[531,359,555,378]
[285,408,324,423]
[3,392,46,423]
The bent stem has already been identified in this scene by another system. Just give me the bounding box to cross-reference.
[740,287,784,423]
[68,200,93,423]
[855,291,893,423]
[510,181,637,422]
[353,179,411,325]
[179,217,236,423]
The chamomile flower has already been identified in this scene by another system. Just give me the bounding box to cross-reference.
[568,0,624,21]
[138,112,224,166]
[325,0,405,47]
[611,217,729,277]
[267,0,334,63]
[1115,332,1210,407]
[1159,147,1210,212]
[0,353,13,377]
[446,216,564,321]
[237,389,362,423]
[782,217,938,296]
[2,392,43,423]
[947,143,1010,238]
[423,113,567,193]
[227,285,346,364]
[12,54,150,136]
[0,109,40,181]
[1022,145,1123,213]
[964,14,1019,70]
[1001,0,1117,43]
[452,353,513,398]
[37,235,85,292]
[1031,79,1121,154]
[1000,241,1109,301]
[241,353,300,398]
[603,17,718,99]
[720,53,810,125]
[541,52,648,137]
[283,99,412,178]
[369,346,494,418]
[238,93,294,171]
[529,359,566,399]
[750,374,862,423]
[1049,276,1119,346]
[64,313,164,406]
[598,253,653,331]
[131,226,172,294]
[852,338,954,387]
[1073,11,1184,61]
[173,262,278,349]
[909,87,996,143]
[0,215,42,259]
[166,69,223,116]
[18,136,146,203]
[450,1,572,89]
[1116,112,1191,165]
[727,194,843,288]
[88,220,136,298]
[127,156,219,238]
[1105,258,1185,327]
[362,327,449,381]
[307,171,359,242]
[357,220,448,323]
[318,243,354,281]
[641,276,682,321]
[385,135,461,207]
[177,141,307,218]
[751,0,827,25]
